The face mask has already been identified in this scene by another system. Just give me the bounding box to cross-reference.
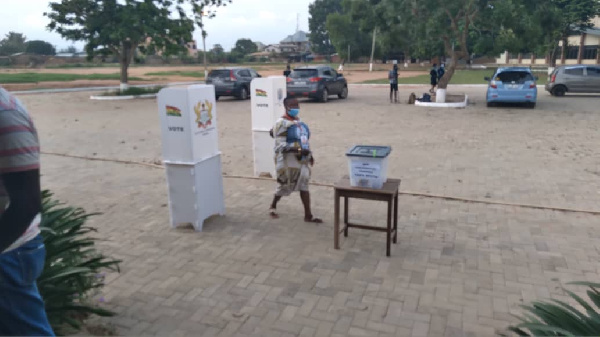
[288,108,299,117]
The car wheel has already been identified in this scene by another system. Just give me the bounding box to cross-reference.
[338,86,348,99]
[215,96,220,101]
[486,101,494,108]
[239,87,248,100]
[551,85,566,97]
[528,102,536,109]
[320,88,329,103]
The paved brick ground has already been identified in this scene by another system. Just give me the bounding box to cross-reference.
[23,86,600,336]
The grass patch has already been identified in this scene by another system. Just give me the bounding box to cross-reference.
[0,72,144,84]
[103,86,163,96]
[144,70,204,78]
[46,63,119,69]
[362,69,548,85]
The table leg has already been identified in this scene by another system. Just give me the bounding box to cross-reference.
[386,197,392,257]
[393,193,398,244]
[344,196,349,237]
[334,190,340,250]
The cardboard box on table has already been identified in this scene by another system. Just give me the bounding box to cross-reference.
[250,76,286,177]
[157,85,224,231]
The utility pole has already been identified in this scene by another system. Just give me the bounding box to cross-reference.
[369,28,377,72]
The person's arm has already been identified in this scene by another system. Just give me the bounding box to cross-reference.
[273,121,299,154]
[0,107,42,252]
[0,170,41,252]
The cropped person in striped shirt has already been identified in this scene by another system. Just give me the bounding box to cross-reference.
[0,87,54,336]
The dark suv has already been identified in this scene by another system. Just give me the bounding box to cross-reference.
[206,67,261,100]
[287,65,348,102]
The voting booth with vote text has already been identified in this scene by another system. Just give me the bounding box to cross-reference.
[250,76,286,177]
[157,85,225,231]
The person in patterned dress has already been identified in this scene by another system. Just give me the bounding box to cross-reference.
[268,98,322,223]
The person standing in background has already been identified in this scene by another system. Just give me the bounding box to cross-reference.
[283,64,292,77]
[388,64,399,103]
[438,63,445,84]
[429,63,438,93]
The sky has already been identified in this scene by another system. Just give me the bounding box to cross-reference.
[0,0,314,52]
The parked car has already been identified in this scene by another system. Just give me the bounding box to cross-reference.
[205,67,261,100]
[546,65,600,96]
[484,67,538,108]
[286,65,348,102]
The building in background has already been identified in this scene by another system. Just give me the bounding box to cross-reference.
[254,41,266,52]
[280,31,311,54]
[497,16,600,65]
[185,40,198,57]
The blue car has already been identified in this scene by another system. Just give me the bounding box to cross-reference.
[485,67,538,108]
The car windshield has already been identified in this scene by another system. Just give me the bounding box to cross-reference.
[290,69,318,78]
[495,71,534,83]
[208,70,230,78]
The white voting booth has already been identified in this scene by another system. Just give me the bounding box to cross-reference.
[157,85,225,231]
[250,76,286,177]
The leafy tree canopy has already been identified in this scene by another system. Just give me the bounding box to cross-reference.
[0,32,27,56]
[308,0,343,55]
[45,0,231,85]
[231,38,257,56]
[25,40,57,55]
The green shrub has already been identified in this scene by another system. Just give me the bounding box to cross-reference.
[510,281,600,336]
[0,72,144,83]
[38,191,121,335]
[103,86,163,96]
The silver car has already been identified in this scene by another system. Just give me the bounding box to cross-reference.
[545,65,600,96]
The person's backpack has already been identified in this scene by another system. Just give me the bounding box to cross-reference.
[408,93,417,104]
[422,93,431,102]
[388,70,398,84]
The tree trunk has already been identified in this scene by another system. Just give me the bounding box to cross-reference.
[118,40,137,90]
[202,31,208,79]
[560,36,567,65]
[369,28,376,72]
[549,43,558,67]
[120,61,129,89]
[577,33,586,64]
[437,48,456,90]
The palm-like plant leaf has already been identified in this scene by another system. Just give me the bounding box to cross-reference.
[509,282,600,336]
[38,191,121,335]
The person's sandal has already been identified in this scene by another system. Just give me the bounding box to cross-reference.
[304,216,323,224]
[269,208,279,219]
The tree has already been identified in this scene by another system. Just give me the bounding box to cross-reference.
[25,40,57,55]
[325,0,374,61]
[45,0,230,88]
[371,0,511,97]
[59,45,78,53]
[209,44,225,63]
[189,0,231,77]
[0,32,27,56]
[232,38,257,56]
[536,0,600,66]
[308,0,343,56]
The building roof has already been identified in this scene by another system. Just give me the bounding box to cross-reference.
[281,31,309,43]
[249,51,271,57]
[584,26,600,36]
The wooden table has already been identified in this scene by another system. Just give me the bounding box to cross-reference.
[333,178,401,257]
